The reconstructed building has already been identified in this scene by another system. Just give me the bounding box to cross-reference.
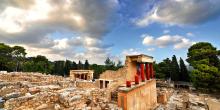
[70,70,94,80]
[117,54,157,110]
[98,54,157,110]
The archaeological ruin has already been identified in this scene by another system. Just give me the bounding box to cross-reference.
[0,54,220,110]
[70,70,94,81]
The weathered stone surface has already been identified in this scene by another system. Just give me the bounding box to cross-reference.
[0,72,120,110]
[3,92,22,100]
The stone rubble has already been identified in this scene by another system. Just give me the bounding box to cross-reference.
[0,72,121,110]
[156,88,220,110]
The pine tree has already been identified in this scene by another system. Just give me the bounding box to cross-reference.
[179,57,189,82]
[171,55,180,81]
[104,57,115,70]
[187,42,220,90]
[84,60,89,70]
[116,60,123,68]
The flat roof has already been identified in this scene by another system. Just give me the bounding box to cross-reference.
[70,70,94,71]
[126,54,153,58]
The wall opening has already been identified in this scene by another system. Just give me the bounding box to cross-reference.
[105,81,109,88]
[100,80,103,89]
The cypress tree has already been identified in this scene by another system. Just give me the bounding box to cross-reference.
[171,55,180,81]
[64,60,72,77]
[78,60,83,70]
[179,57,189,82]
[84,60,89,70]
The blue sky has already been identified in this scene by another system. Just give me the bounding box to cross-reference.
[0,0,220,64]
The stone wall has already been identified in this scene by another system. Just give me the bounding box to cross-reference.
[99,68,126,81]
[118,80,157,110]
[76,81,98,89]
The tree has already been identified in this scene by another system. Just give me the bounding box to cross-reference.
[78,60,83,70]
[23,55,52,74]
[84,60,89,70]
[90,64,105,79]
[71,61,77,70]
[179,57,189,82]
[0,43,12,71]
[54,61,65,76]
[33,55,48,62]
[12,46,26,71]
[187,42,220,91]
[116,60,123,69]
[104,57,115,70]
[156,58,172,79]
[171,55,180,81]
[64,60,72,77]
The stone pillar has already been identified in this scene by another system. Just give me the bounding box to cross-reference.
[140,63,145,82]
[103,80,106,88]
[149,63,153,79]
[85,74,87,80]
[145,63,150,80]
[82,74,84,80]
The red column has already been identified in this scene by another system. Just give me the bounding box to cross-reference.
[137,64,141,80]
[140,63,145,82]
[152,66,154,78]
[126,81,131,87]
[145,63,150,80]
[136,68,140,80]
[149,63,153,79]
[135,75,139,84]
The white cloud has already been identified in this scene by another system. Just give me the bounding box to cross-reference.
[186,32,194,37]
[142,35,154,45]
[174,38,196,50]
[142,34,195,49]
[53,38,70,50]
[122,48,143,56]
[163,30,170,34]
[0,0,119,64]
[135,0,220,27]
[147,48,155,51]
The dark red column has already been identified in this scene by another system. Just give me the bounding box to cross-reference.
[140,63,145,82]
[126,81,131,87]
[145,63,150,80]
[135,75,139,84]
[149,63,153,79]
[136,66,140,80]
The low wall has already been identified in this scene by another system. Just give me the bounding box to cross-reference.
[76,81,98,89]
[118,80,157,110]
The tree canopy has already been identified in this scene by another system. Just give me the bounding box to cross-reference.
[0,43,123,79]
[187,42,220,91]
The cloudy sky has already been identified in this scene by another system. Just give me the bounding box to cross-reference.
[0,0,220,64]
